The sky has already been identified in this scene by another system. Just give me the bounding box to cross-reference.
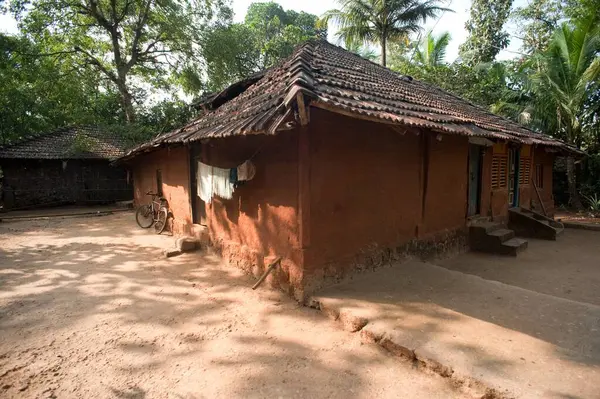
[0,0,527,62]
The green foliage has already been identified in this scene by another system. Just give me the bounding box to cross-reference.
[563,0,600,20]
[321,0,449,66]
[201,2,324,91]
[528,17,600,146]
[511,0,563,54]
[0,33,122,145]
[343,42,379,62]
[459,0,513,64]
[583,193,600,215]
[414,31,450,67]
[390,56,517,111]
[68,132,95,155]
[7,0,230,123]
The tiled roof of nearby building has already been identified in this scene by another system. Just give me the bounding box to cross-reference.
[120,39,580,160]
[0,126,129,160]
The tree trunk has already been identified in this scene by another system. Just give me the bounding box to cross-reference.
[381,36,387,67]
[566,155,583,210]
[116,79,136,124]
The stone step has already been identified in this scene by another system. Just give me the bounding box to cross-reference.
[470,221,504,234]
[487,228,515,243]
[500,238,529,256]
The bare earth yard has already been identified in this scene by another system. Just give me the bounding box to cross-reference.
[315,230,600,398]
[0,213,472,399]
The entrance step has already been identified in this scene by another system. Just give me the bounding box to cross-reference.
[469,222,528,256]
[498,238,528,256]
[487,228,515,244]
[508,208,564,240]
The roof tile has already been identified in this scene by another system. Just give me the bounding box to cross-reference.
[121,39,580,160]
[0,126,129,160]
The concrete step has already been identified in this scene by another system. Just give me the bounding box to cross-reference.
[487,228,515,244]
[508,207,565,241]
[469,221,504,234]
[500,238,529,256]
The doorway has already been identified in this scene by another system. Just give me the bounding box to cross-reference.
[467,144,482,216]
[508,147,520,207]
[189,145,207,225]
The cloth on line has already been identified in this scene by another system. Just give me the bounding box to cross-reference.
[197,161,235,203]
[237,160,256,181]
[229,167,238,185]
[213,165,234,200]
[198,162,213,203]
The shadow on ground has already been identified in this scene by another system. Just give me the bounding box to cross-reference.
[0,213,462,399]
[315,230,600,398]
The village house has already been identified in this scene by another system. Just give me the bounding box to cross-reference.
[0,126,132,210]
[118,40,580,300]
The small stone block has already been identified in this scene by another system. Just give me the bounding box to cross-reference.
[164,248,182,258]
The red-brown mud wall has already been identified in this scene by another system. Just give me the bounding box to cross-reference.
[131,146,192,235]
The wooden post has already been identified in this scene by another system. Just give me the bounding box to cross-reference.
[296,92,310,126]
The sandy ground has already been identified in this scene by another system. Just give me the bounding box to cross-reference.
[315,230,600,398]
[0,212,470,399]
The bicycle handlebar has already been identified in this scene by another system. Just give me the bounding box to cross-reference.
[145,191,158,196]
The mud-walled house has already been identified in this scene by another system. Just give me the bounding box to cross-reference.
[0,126,133,210]
[117,40,581,300]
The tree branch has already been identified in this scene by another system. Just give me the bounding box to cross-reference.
[73,46,119,84]
[126,0,154,72]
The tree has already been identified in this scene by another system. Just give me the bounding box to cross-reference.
[200,23,261,92]
[512,0,563,54]
[414,31,450,67]
[459,0,513,65]
[321,0,450,67]
[0,33,122,144]
[201,2,325,91]
[8,0,228,123]
[528,18,600,208]
[244,2,325,69]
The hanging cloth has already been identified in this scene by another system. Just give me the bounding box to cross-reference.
[197,161,235,202]
[198,162,213,203]
[212,165,234,200]
[237,160,256,181]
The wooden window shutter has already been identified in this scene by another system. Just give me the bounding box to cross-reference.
[491,154,508,189]
[519,157,531,185]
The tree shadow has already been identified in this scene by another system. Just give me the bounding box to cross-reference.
[0,213,460,399]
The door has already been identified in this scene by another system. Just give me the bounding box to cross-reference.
[508,147,520,207]
[189,144,207,225]
[467,144,482,216]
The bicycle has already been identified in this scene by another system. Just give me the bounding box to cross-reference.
[135,191,169,234]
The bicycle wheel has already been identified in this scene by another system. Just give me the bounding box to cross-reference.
[154,207,168,234]
[135,205,154,228]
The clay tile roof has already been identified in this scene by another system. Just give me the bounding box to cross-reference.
[120,39,581,161]
[0,126,129,160]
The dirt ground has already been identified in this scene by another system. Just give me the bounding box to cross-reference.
[0,212,471,399]
[555,210,600,225]
[315,229,600,398]
[437,229,600,306]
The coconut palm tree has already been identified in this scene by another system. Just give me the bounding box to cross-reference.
[321,0,451,67]
[414,31,451,66]
[530,17,600,208]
